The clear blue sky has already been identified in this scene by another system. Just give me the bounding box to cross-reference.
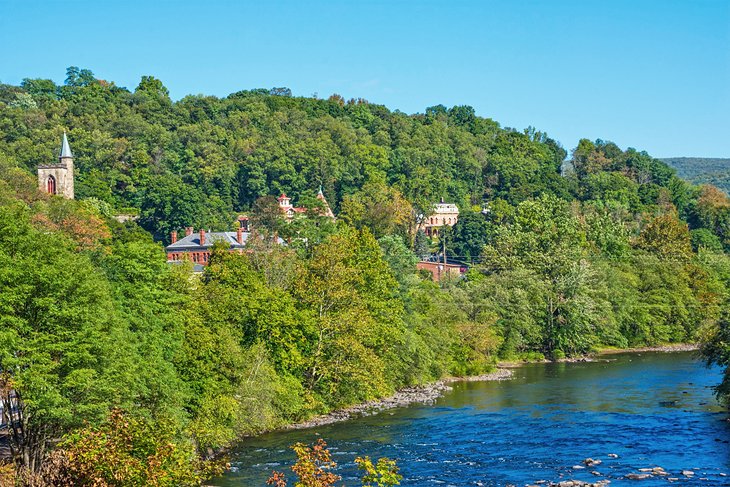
[2,0,729,158]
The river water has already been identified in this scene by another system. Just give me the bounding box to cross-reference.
[212,351,729,486]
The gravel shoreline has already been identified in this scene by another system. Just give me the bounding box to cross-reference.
[286,368,513,430]
[598,343,699,355]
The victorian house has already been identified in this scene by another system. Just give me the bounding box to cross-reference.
[420,198,459,237]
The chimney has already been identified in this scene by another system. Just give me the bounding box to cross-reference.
[239,216,249,231]
[199,229,206,246]
[237,227,244,245]
[185,227,193,237]
[170,230,177,244]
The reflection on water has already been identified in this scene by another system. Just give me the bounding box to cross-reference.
[212,352,730,486]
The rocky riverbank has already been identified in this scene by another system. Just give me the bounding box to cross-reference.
[288,346,699,431]
[598,343,699,355]
[247,345,701,436]
[286,368,514,430]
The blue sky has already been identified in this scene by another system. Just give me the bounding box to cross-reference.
[1,0,729,158]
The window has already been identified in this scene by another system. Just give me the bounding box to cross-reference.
[47,175,56,194]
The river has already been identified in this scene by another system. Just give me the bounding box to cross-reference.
[211,351,729,486]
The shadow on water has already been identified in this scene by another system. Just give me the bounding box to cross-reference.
[211,352,730,486]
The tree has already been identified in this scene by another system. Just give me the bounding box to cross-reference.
[136,75,170,98]
[251,195,285,238]
[0,205,121,472]
[413,229,430,260]
[294,229,403,405]
[138,175,206,242]
[64,66,96,87]
[448,211,491,262]
[20,78,58,101]
[340,177,413,239]
[635,213,692,260]
[378,235,418,293]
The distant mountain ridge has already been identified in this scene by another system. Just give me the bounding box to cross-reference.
[661,157,730,193]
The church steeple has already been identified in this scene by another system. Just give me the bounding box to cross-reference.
[59,132,73,160]
[38,132,75,199]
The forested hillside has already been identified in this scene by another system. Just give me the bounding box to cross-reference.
[662,157,730,194]
[1,68,729,484]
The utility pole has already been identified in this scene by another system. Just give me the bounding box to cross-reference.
[443,234,446,267]
[441,233,447,285]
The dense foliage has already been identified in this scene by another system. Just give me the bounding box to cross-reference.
[1,68,729,484]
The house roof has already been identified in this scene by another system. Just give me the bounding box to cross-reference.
[166,231,246,251]
[433,202,459,214]
[165,231,284,251]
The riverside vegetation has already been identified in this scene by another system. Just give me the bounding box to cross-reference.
[0,67,729,485]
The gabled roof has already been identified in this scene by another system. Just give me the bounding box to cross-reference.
[165,231,285,251]
[59,132,73,159]
[166,231,246,250]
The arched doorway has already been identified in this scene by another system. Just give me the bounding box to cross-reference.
[47,175,57,194]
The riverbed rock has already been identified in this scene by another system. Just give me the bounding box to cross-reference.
[626,473,651,480]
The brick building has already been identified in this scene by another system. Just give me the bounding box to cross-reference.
[165,227,285,269]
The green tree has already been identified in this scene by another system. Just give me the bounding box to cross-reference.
[448,211,491,262]
[0,205,121,471]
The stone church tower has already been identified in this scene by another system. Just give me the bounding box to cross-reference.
[38,132,74,199]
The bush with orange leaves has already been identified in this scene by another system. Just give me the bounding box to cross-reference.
[49,409,226,487]
[267,439,401,487]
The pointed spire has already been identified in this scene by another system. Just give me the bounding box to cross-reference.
[315,186,335,219]
[59,132,73,159]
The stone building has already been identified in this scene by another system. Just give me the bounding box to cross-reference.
[38,133,75,199]
[420,199,459,237]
